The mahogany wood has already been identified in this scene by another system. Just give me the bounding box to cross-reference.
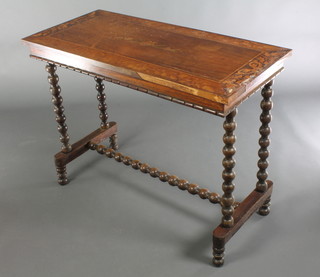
[22,10,291,116]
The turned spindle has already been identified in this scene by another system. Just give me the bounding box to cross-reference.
[46,63,72,185]
[256,81,273,215]
[88,143,225,205]
[46,63,72,153]
[95,77,119,150]
[221,108,237,228]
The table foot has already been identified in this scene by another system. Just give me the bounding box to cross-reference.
[213,181,273,266]
[213,246,225,267]
[109,133,119,150]
[221,108,237,228]
[56,166,69,185]
[94,77,119,150]
[256,81,273,193]
[257,197,271,216]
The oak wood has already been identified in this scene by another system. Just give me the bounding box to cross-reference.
[212,180,273,248]
[22,10,291,115]
[55,122,117,167]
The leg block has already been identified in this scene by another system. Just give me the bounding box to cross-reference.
[54,122,117,184]
[212,180,273,266]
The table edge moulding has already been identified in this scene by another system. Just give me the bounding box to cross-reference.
[21,9,292,267]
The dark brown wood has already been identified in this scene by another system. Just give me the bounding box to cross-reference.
[109,133,119,150]
[46,63,72,185]
[95,77,109,128]
[56,166,68,186]
[221,109,237,228]
[213,180,273,266]
[224,69,281,116]
[256,81,273,193]
[258,196,271,216]
[22,10,291,116]
[256,81,274,215]
[33,56,226,116]
[94,77,119,150]
[22,11,292,267]
[55,122,117,168]
[88,142,240,206]
[46,63,72,153]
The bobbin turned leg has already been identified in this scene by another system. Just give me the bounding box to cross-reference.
[56,166,68,186]
[258,196,271,216]
[95,77,119,150]
[44,71,117,185]
[46,63,72,185]
[213,108,237,267]
[109,134,119,150]
[256,80,273,216]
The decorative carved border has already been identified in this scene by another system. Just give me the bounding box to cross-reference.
[222,50,290,94]
[31,11,98,38]
[31,55,225,117]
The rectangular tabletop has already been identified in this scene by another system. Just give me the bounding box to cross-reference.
[22,10,291,116]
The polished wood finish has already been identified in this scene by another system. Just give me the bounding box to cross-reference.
[22,10,291,267]
[46,63,72,153]
[46,63,72,185]
[22,10,291,116]
[256,81,273,193]
[56,166,68,186]
[256,81,274,215]
[34,56,225,116]
[221,109,237,228]
[258,196,271,216]
[95,77,109,128]
[55,122,117,167]
[213,181,273,266]
[94,77,119,150]
[54,122,117,185]
[88,142,241,206]
[109,133,119,150]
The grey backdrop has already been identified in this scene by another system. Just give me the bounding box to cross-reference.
[1,0,320,277]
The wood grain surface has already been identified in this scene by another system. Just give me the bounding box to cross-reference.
[22,10,291,115]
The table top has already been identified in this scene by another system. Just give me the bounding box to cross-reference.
[22,10,291,116]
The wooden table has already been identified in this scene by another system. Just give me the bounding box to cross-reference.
[22,10,291,266]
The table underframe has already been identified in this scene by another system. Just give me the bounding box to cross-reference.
[42,59,274,267]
